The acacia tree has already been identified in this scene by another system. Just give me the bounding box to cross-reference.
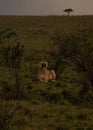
[63,8,73,16]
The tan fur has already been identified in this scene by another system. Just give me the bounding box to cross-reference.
[38,61,56,82]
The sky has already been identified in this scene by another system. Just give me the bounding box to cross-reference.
[0,0,93,15]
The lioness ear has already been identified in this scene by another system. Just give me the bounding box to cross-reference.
[39,61,42,68]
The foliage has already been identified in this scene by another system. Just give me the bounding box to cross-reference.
[51,27,93,91]
[0,100,18,130]
[0,28,24,99]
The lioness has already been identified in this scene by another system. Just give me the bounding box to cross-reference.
[38,61,56,82]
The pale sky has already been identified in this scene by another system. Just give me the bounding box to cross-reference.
[0,0,93,15]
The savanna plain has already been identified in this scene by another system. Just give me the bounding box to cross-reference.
[0,15,93,130]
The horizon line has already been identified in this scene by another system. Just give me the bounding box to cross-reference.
[0,14,93,17]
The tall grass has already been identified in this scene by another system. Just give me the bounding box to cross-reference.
[0,15,93,130]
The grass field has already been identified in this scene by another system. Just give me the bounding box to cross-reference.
[0,15,93,130]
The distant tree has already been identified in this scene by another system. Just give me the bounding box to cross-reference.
[63,8,73,16]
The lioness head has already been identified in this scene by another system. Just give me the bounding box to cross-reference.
[40,61,48,70]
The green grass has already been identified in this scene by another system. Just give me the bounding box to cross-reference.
[0,15,93,130]
[1,100,93,130]
[0,15,93,50]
